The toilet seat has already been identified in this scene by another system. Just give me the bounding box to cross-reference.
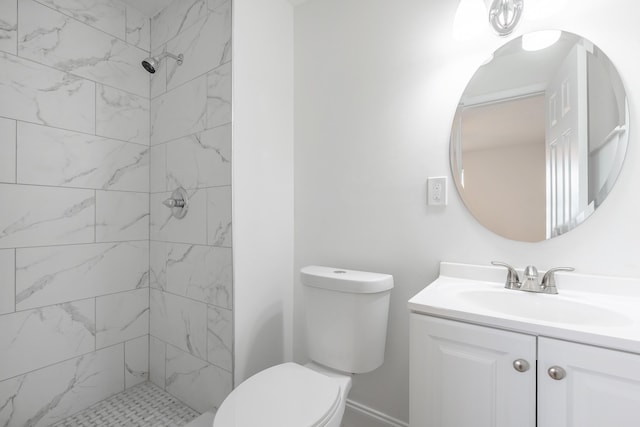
[213,363,341,427]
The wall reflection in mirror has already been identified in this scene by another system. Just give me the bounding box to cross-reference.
[450,31,629,242]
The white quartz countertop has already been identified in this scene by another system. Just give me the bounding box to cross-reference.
[408,262,640,354]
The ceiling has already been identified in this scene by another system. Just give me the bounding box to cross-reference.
[121,0,311,18]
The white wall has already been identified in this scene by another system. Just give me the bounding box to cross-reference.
[232,0,295,385]
[294,0,640,425]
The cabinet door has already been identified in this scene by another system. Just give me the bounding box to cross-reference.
[539,337,640,427]
[410,314,536,427]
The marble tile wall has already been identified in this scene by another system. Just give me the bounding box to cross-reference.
[0,0,18,55]
[0,118,16,183]
[0,0,151,424]
[125,335,151,388]
[18,0,149,98]
[165,344,232,413]
[0,250,15,315]
[0,345,125,426]
[148,0,233,414]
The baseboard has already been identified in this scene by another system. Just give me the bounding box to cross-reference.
[341,399,408,427]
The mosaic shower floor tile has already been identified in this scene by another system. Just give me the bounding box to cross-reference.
[51,381,200,427]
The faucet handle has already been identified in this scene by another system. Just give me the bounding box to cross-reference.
[491,261,521,289]
[540,267,575,294]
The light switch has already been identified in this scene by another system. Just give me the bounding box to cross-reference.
[427,176,447,206]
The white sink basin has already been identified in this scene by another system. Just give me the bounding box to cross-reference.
[458,289,630,326]
[408,262,640,354]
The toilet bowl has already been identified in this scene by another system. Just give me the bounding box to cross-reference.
[213,362,351,427]
[211,266,393,427]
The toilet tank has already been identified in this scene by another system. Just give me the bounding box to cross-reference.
[301,266,394,374]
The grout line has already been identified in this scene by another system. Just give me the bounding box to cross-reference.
[4,48,149,101]
[149,286,230,313]
[0,115,151,149]
[205,301,209,366]
[14,0,18,55]
[163,134,168,193]
[95,296,97,352]
[147,107,152,385]
[5,239,149,251]
[13,119,17,184]
[94,82,97,136]
[0,181,150,195]
[94,190,97,243]
[13,248,17,314]
[26,0,147,53]
[11,288,148,316]
[0,182,150,197]
[163,339,167,390]
[147,292,151,377]
[0,339,133,384]
[123,339,126,389]
[123,4,128,46]
[148,237,231,248]
[205,187,209,245]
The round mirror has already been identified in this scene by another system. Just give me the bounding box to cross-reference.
[450,31,629,242]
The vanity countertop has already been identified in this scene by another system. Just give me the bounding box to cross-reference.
[409,262,640,354]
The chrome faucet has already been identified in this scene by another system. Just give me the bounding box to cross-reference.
[491,261,521,290]
[491,261,574,294]
[520,265,540,292]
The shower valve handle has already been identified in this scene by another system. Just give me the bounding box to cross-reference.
[162,198,185,208]
[162,187,189,219]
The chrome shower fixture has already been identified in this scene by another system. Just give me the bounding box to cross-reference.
[162,187,189,219]
[141,52,184,74]
[488,0,524,36]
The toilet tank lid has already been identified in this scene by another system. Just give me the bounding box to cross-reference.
[301,266,394,294]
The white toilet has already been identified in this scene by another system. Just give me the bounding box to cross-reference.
[212,265,394,427]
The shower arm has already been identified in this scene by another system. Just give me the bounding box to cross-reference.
[158,52,184,65]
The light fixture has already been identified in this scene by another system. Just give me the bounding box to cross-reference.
[521,30,561,51]
[488,0,524,36]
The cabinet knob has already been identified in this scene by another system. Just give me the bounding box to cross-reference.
[513,359,530,372]
[548,366,566,380]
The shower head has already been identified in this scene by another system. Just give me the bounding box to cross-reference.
[141,57,159,73]
[141,52,184,74]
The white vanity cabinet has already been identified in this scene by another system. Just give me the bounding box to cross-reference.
[538,336,640,427]
[410,314,640,427]
[410,314,536,427]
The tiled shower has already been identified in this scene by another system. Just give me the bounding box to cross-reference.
[0,0,233,424]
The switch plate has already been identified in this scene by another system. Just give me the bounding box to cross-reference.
[427,176,447,206]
